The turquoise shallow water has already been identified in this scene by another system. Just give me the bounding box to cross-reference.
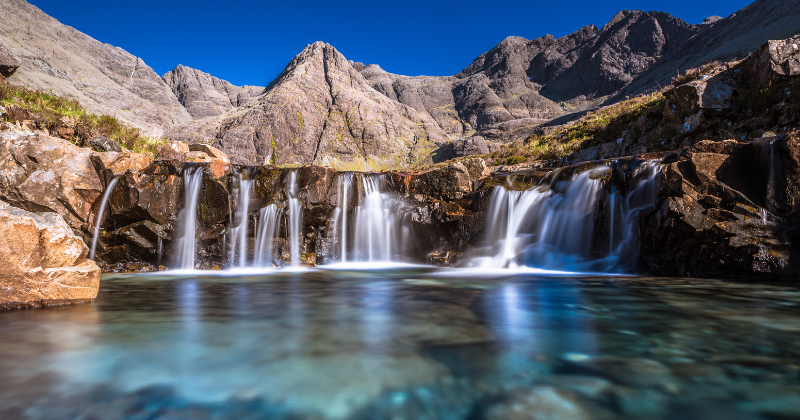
[1,268,799,419]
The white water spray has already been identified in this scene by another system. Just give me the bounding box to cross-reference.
[174,166,204,269]
[474,163,660,272]
[329,174,402,264]
[288,171,302,267]
[89,177,119,260]
[254,204,279,267]
[229,177,253,268]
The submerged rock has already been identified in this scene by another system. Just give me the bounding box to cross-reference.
[0,201,100,308]
[483,386,612,420]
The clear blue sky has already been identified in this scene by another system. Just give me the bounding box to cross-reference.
[29,0,753,87]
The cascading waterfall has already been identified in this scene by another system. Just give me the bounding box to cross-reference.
[288,171,302,267]
[229,177,253,268]
[174,166,204,270]
[89,177,119,260]
[473,163,660,272]
[254,204,279,266]
[328,173,402,264]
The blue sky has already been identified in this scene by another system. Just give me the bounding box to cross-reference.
[29,0,753,87]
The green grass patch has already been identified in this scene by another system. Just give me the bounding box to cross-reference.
[0,77,165,158]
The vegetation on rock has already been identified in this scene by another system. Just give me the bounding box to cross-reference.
[0,77,165,157]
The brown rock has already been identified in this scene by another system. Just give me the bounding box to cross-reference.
[189,143,230,164]
[0,201,100,307]
[156,141,189,161]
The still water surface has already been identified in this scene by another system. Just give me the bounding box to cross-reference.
[1,267,799,419]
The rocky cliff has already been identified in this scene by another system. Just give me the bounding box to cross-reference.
[167,42,450,170]
[162,65,264,119]
[0,0,192,136]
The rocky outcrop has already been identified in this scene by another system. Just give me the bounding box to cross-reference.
[0,200,100,309]
[639,137,800,280]
[167,42,449,170]
[623,0,800,97]
[0,0,192,136]
[0,127,151,240]
[162,65,264,119]
[0,37,21,77]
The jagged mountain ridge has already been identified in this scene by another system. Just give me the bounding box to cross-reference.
[162,65,264,119]
[2,0,799,167]
[167,42,449,169]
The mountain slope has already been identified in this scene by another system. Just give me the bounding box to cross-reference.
[623,0,800,96]
[162,65,264,119]
[168,42,449,169]
[0,0,191,136]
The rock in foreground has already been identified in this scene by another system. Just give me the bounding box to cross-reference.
[0,201,100,309]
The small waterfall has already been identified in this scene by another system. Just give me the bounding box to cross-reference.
[174,166,204,270]
[89,177,120,259]
[229,177,253,268]
[254,204,279,266]
[288,171,302,267]
[328,173,402,264]
[474,163,660,272]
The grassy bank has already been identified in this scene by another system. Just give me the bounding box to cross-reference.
[0,77,165,157]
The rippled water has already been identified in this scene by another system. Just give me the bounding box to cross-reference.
[1,268,799,420]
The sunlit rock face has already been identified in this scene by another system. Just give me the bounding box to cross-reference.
[167,42,450,170]
[0,1,192,136]
[0,129,151,238]
[0,200,100,308]
[162,65,264,119]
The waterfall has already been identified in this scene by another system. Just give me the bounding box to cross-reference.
[473,163,660,272]
[229,177,253,268]
[288,171,302,267]
[254,204,279,267]
[328,173,401,264]
[89,177,119,259]
[174,166,204,270]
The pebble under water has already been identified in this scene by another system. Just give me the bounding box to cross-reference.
[1,268,800,420]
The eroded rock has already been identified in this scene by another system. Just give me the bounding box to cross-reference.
[0,201,100,308]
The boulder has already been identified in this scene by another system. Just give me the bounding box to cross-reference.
[741,35,800,89]
[189,143,230,164]
[87,135,123,153]
[453,136,490,157]
[639,138,800,279]
[0,37,21,77]
[156,140,190,161]
[0,201,100,308]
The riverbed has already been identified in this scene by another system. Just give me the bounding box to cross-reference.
[1,267,799,419]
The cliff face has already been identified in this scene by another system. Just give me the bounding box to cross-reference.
[162,65,264,119]
[0,0,191,136]
[167,42,450,170]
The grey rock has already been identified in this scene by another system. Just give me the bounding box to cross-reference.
[453,136,490,157]
[0,37,21,77]
[702,15,723,24]
[0,105,5,116]
[87,136,122,153]
[168,42,449,169]
[623,0,800,97]
[163,65,264,119]
[0,0,192,136]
